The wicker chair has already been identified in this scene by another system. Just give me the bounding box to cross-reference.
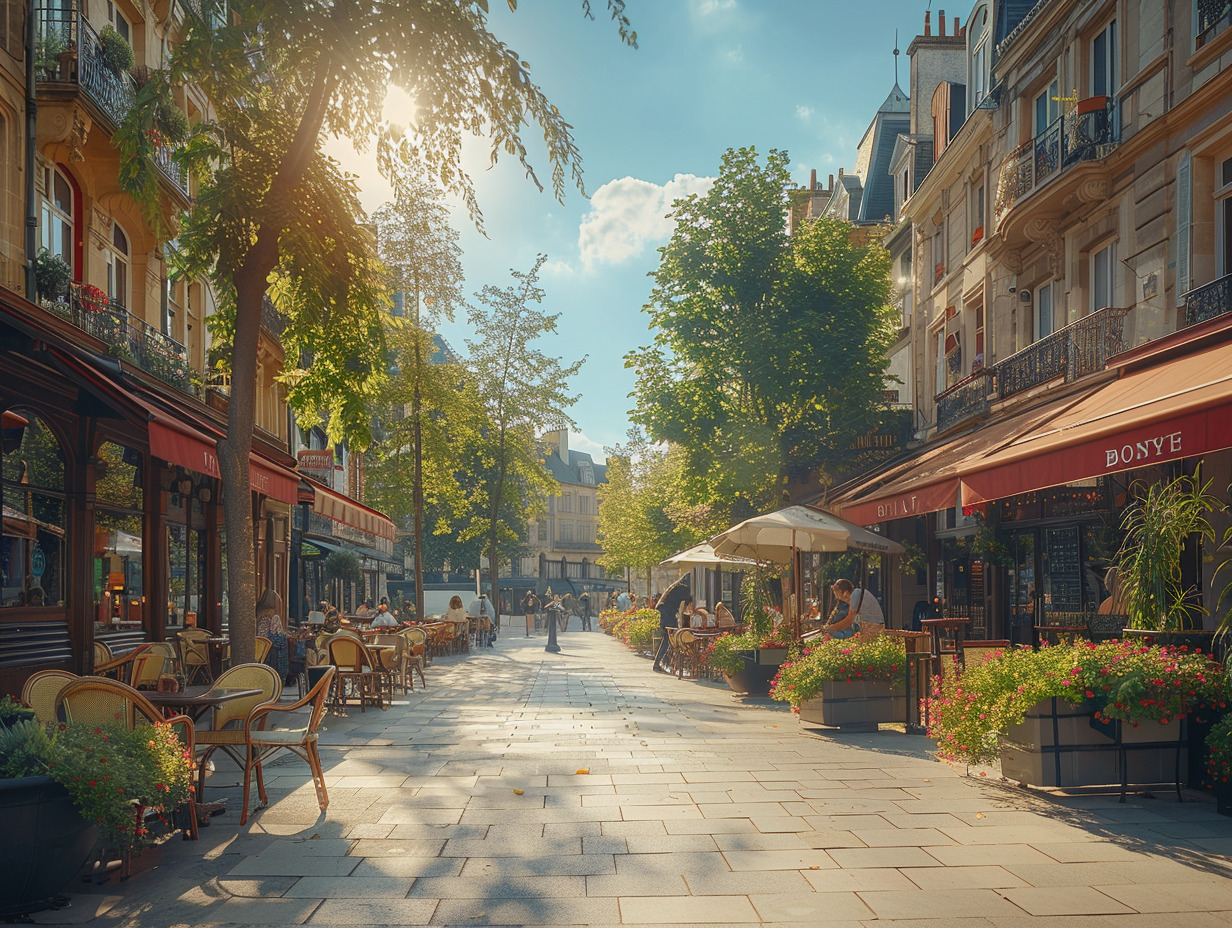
[21,669,78,723]
[54,676,198,842]
[93,640,113,668]
[130,642,177,690]
[177,629,214,685]
[374,634,410,694]
[94,643,154,683]
[327,635,385,713]
[254,636,273,663]
[239,666,335,825]
[194,663,283,802]
[400,627,428,687]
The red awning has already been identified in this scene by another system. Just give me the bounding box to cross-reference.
[303,476,396,542]
[140,399,299,505]
[962,340,1232,505]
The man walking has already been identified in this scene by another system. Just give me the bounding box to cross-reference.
[652,578,693,674]
[579,591,592,631]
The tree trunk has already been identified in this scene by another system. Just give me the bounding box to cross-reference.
[486,429,510,629]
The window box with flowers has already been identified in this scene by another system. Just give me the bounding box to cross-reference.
[971,226,984,246]
[771,635,907,729]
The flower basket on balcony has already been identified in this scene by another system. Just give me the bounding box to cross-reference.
[34,250,70,301]
[971,226,984,246]
[79,284,109,312]
[98,26,135,76]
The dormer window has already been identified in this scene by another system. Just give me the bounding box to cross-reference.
[578,460,594,485]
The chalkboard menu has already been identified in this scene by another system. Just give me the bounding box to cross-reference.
[1043,526,1082,611]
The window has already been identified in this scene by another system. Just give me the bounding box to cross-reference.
[579,522,593,544]
[559,520,574,543]
[969,6,989,108]
[1092,20,1117,98]
[1035,281,1055,341]
[971,183,985,245]
[39,164,75,271]
[578,496,589,515]
[104,222,129,307]
[1177,152,1192,295]
[934,330,946,396]
[537,521,547,542]
[578,460,595,485]
[1196,0,1232,49]
[2,410,67,609]
[105,1,131,43]
[1034,80,1059,136]
[560,494,573,513]
[1092,242,1119,312]
[1214,155,1232,280]
[93,442,144,632]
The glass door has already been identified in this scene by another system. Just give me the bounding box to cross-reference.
[1009,531,1037,646]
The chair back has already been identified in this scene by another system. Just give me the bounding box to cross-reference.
[959,639,1011,667]
[129,651,167,689]
[715,603,736,627]
[303,666,336,737]
[55,676,167,728]
[254,636,273,663]
[21,670,78,723]
[375,633,405,656]
[93,640,113,667]
[402,626,427,648]
[207,663,282,729]
[177,630,210,666]
[327,635,372,672]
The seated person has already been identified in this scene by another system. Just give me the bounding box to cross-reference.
[444,595,467,623]
[370,603,399,627]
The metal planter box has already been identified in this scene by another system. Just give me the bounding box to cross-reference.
[798,679,906,729]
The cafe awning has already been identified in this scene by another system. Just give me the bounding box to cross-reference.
[301,475,396,544]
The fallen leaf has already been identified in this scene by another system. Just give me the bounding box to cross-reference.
[512,788,525,795]
[976,813,986,819]
[978,771,987,777]
[575,768,589,775]
[808,865,820,869]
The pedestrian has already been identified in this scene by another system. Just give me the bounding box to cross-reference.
[652,578,693,674]
[561,592,575,633]
[522,590,541,636]
[579,591,592,631]
[469,593,497,646]
[616,589,631,612]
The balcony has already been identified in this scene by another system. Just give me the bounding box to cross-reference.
[152,142,191,201]
[994,97,1119,236]
[44,283,195,394]
[995,307,1128,400]
[1182,274,1232,329]
[1196,0,1232,49]
[936,368,994,433]
[37,7,135,131]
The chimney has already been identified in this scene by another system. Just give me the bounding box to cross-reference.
[810,169,817,190]
[924,9,930,35]
[838,167,844,177]
[939,9,946,36]
[828,173,834,190]
[954,16,960,35]
[556,429,569,465]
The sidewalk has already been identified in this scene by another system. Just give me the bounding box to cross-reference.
[39,630,1232,927]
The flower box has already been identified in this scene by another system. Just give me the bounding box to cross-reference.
[0,776,98,918]
[750,647,788,666]
[722,662,779,697]
[999,698,1186,788]
[798,679,906,729]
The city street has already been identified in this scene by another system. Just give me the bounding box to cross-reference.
[41,630,1232,928]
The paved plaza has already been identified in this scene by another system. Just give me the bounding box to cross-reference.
[40,628,1232,927]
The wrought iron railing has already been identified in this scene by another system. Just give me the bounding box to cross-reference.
[36,7,136,130]
[152,143,191,199]
[996,307,1128,400]
[1182,273,1232,328]
[995,98,1119,225]
[1197,0,1232,47]
[936,368,994,433]
[45,283,195,393]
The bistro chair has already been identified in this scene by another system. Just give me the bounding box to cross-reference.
[327,635,386,713]
[400,627,428,688]
[254,636,273,663]
[93,640,113,669]
[129,642,177,689]
[374,634,411,695]
[177,629,214,686]
[238,666,335,825]
[194,663,283,803]
[54,676,198,844]
[94,642,155,683]
[21,669,78,723]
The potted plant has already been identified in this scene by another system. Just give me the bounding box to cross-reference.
[0,695,35,725]
[708,627,793,696]
[98,25,135,76]
[1116,471,1218,649]
[35,249,71,302]
[771,635,907,729]
[1207,714,1232,816]
[34,30,67,79]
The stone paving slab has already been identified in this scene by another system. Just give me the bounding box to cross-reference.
[34,632,1232,927]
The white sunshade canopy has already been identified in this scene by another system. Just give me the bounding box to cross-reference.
[710,505,906,565]
[659,542,760,569]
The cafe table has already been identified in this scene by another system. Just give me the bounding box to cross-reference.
[145,686,263,725]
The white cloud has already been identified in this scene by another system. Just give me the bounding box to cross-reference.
[570,431,608,463]
[695,0,737,15]
[795,104,814,123]
[577,174,714,270]
[541,258,576,278]
[723,44,744,65]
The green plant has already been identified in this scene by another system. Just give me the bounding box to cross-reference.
[0,694,35,725]
[156,103,190,143]
[35,31,66,75]
[1208,714,1232,786]
[770,635,907,708]
[35,248,71,300]
[708,627,794,675]
[98,25,134,75]
[971,513,1012,567]
[323,549,362,587]
[1115,470,1219,632]
[739,567,780,639]
[0,718,55,778]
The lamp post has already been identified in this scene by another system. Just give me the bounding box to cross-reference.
[544,598,561,653]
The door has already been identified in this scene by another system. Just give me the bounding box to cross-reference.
[1009,531,1037,646]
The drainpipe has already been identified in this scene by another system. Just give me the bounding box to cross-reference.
[25,0,38,301]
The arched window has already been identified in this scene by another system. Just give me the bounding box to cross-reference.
[1,410,67,608]
[39,164,75,272]
[104,221,130,307]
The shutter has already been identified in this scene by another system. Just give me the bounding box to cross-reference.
[1177,152,1192,299]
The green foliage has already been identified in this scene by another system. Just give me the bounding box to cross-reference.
[770,636,907,707]
[628,146,896,518]
[926,640,1226,765]
[35,31,65,75]
[35,249,71,300]
[739,566,782,639]
[0,720,193,851]
[707,627,794,675]
[598,608,659,652]
[1115,471,1220,632]
[323,550,362,587]
[99,25,135,74]
[0,695,35,726]
[1208,713,1232,785]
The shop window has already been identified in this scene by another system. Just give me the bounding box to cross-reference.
[93,441,144,634]
[166,471,208,631]
[1,410,67,609]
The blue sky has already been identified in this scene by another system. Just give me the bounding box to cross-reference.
[329,0,934,461]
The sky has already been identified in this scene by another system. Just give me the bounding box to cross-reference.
[325,0,936,462]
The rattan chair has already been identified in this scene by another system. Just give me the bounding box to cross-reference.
[93,640,113,668]
[21,669,78,723]
[177,629,214,685]
[374,634,410,694]
[239,666,335,825]
[54,676,198,842]
[194,663,283,802]
[400,627,428,688]
[254,636,273,663]
[327,635,385,713]
[129,642,177,690]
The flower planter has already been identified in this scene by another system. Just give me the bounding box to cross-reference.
[0,776,98,918]
[752,648,787,665]
[1216,783,1232,817]
[797,679,906,729]
[722,651,785,696]
[999,698,1186,789]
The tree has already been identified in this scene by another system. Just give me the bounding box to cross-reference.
[627,146,896,521]
[372,184,466,620]
[117,1,635,662]
[466,256,583,622]
[596,429,705,589]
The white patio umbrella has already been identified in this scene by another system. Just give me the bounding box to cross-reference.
[659,542,760,568]
[710,505,905,564]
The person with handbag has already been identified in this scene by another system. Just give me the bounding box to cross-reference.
[821,578,884,639]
